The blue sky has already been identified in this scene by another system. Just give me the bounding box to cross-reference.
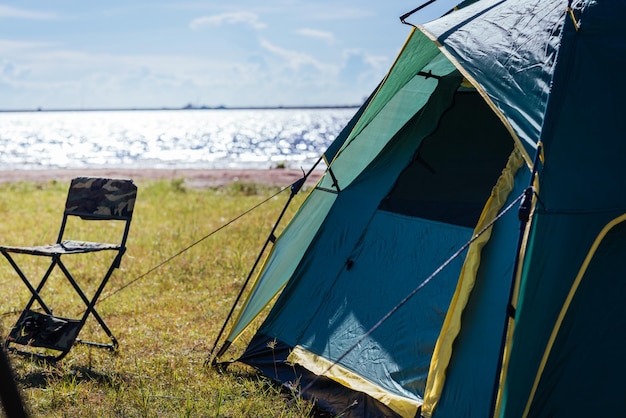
[0,1,450,111]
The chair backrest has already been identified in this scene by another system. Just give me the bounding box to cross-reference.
[64,177,137,221]
[58,177,137,246]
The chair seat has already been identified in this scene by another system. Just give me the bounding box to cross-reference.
[0,240,121,256]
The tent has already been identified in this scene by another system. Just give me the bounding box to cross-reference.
[213,0,626,416]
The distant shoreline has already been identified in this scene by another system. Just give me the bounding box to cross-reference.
[0,168,324,188]
[0,104,361,114]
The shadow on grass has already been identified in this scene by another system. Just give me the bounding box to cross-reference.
[16,364,121,389]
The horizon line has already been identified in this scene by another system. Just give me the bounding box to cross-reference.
[0,103,362,113]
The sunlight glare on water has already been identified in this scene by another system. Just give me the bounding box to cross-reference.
[0,108,355,170]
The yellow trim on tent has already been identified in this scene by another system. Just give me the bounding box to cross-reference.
[521,213,626,417]
[322,153,330,168]
[493,160,540,417]
[287,345,421,418]
[421,146,525,417]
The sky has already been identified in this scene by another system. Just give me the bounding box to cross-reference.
[0,1,451,111]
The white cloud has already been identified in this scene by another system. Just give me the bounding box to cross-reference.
[258,38,327,72]
[295,28,334,44]
[0,5,58,20]
[0,59,29,79]
[343,49,387,69]
[306,7,374,21]
[0,39,56,53]
[190,11,266,30]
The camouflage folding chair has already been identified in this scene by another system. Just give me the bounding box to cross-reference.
[1,177,137,362]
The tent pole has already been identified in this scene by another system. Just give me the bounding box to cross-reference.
[206,160,323,367]
[489,144,542,417]
[400,0,438,25]
[399,0,457,26]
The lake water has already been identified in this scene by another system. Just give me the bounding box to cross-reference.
[0,108,356,171]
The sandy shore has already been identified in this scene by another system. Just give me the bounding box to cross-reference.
[0,168,323,188]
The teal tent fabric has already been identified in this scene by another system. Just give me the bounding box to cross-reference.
[422,0,567,157]
[270,210,472,400]
[225,49,459,346]
[217,1,626,417]
[225,189,337,341]
[498,2,626,416]
[420,1,626,416]
[318,53,457,190]
[229,57,517,416]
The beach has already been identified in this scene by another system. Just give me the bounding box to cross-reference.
[0,168,323,188]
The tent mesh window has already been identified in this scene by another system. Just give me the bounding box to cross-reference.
[379,91,514,227]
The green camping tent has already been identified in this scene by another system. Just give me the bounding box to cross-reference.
[213,0,626,416]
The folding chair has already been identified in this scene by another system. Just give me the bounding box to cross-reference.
[1,177,137,362]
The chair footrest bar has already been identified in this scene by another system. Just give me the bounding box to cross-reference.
[75,338,118,351]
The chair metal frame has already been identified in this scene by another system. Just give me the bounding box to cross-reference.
[1,177,137,362]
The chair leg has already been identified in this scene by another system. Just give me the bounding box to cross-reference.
[56,259,119,350]
[1,251,56,315]
[3,253,121,361]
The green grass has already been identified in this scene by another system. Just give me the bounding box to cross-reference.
[0,178,316,417]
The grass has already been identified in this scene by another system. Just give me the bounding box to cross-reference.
[0,178,316,417]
